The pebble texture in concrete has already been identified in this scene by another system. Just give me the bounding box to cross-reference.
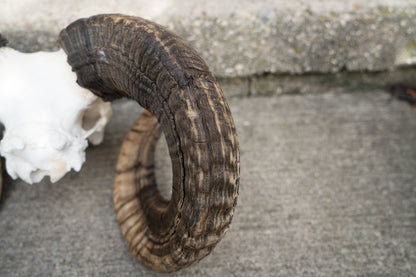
[1,0,416,76]
[0,91,415,276]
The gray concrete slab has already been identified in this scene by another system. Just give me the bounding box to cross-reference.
[1,90,415,276]
[1,0,416,77]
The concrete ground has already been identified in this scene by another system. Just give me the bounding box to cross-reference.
[1,0,416,276]
[1,90,415,276]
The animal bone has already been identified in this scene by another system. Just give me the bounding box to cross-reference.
[0,47,112,184]
[58,14,240,272]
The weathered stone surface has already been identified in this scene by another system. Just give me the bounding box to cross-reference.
[1,0,416,77]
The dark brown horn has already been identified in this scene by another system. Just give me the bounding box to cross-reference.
[57,14,240,272]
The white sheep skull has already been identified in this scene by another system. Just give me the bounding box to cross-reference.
[0,47,112,184]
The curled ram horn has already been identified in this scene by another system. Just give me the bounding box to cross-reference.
[58,14,240,272]
[0,46,112,184]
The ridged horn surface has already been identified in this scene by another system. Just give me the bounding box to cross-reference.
[58,14,240,272]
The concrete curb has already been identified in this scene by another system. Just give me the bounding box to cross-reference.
[1,1,416,79]
[173,4,416,77]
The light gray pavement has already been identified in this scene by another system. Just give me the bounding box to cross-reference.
[1,1,416,276]
[1,90,415,276]
[1,0,416,77]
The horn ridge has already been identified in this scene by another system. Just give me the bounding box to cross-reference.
[58,14,239,272]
